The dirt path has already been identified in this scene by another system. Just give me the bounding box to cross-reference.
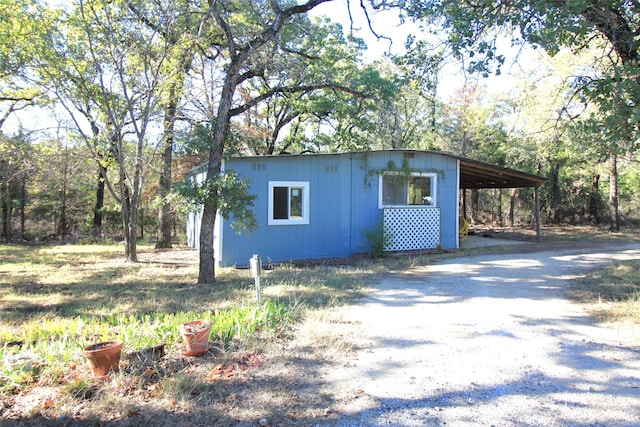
[319,243,640,426]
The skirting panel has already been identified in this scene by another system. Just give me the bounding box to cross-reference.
[383,208,441,251]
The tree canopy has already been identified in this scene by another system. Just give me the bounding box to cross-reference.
[402,0,639,151]
[1,0,639,276]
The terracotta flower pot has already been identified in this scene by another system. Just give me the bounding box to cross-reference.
[179,320,211,357]
[83,340,123,378]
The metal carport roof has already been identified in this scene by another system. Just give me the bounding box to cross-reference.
[457,157,546,189]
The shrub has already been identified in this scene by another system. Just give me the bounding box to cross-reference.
[361,219,393,258]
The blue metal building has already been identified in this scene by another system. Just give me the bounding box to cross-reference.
[186,150,545,267]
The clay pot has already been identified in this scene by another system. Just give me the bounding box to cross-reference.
[179,320,211,357]
[83,340,123,378]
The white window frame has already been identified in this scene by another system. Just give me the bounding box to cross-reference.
[268,181,310,225]
[378,172,437,209]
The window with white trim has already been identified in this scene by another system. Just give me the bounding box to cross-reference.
[268,181,309,225]
[379,172,437,208]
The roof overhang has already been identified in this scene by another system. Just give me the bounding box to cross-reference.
[187,149,547,189]
[458,157,546,189]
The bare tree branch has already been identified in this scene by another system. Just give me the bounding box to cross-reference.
[0,99,36,130]
[229,83,368,117]
[359,0,393,53]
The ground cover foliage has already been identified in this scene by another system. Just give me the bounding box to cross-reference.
[1,226,639,425]
[0,242,373,425]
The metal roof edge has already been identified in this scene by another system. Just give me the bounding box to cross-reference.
[186,149,547,187]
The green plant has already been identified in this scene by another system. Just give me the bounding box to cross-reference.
[0,241,378,415]
[361,219,394,257]
[259,299,297,330]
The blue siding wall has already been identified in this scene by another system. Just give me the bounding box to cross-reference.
[188,150,460,266]
[219,154,353,266]
[349,151,458,251]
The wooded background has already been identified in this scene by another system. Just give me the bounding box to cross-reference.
[1,1,638,276]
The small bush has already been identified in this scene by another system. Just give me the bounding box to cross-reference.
[361,220,393,258]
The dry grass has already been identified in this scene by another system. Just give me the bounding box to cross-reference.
[568,259,640,324]
[1,225,639,425]
[0,242,376,426]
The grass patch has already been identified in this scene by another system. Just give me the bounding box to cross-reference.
[0,242,376,421]
[1,227,638,423]
[569,259,640,324]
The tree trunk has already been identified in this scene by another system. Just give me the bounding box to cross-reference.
[550,162,561,223]
[588,174,601,224]
[198,147,224,283]
[534,186,542,242]
[490,189,495,223]
[119,165,136,260]
[58,160,68,237]
[1,177,12,242]
[128,126,146,261]
[470,188,479,224]
[496,188,503,226]
[156,86,178,249]
[508,188,518,227]
[128,197,139,262]
[20,179,26,239]
[1,182,6,241]
[91,166,105,238]
[609,153,620,232]
[198,196,217,284]
[197,0,329,283]
[197,50,243,284]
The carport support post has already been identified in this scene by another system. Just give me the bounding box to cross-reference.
[534,185,541,242]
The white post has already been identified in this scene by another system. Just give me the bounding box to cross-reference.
[249,254,262,303]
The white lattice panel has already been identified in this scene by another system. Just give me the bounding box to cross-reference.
[384,208,441,251]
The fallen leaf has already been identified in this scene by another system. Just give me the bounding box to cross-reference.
[44,399,54,409]
[243,352,268,367]
[143,368,155,377]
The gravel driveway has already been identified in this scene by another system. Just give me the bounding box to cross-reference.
[321,243,640,426]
